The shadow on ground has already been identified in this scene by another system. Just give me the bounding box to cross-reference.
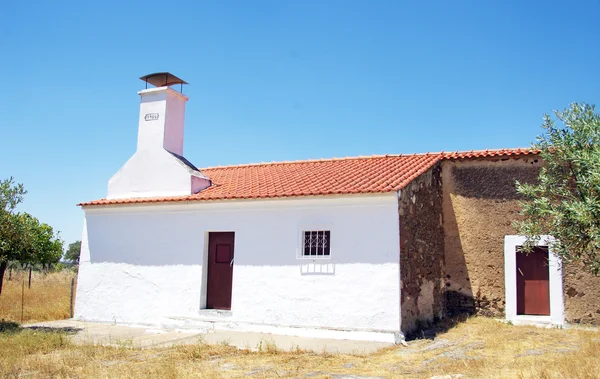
[0,321,20,333]
[0,320,82,335]
[406,312,471,341]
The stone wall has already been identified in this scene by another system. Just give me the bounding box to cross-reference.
[399,162,445,335]
[442,155,600,324]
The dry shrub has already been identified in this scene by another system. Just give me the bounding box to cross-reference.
[0,270,75,323]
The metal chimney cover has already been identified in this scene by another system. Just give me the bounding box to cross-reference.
[139,72,188,88]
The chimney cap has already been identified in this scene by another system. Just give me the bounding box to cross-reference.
[140,72,188,88]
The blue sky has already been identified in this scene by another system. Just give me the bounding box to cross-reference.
[1,0,599,245]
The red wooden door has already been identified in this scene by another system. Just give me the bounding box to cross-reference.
[516,246,550,315]
[207,232,235,310]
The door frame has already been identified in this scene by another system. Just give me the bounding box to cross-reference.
[504,235,564,325]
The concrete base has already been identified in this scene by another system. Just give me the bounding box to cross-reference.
[509,315,555,327]
[164,313,402,344]
[24,319,393,354]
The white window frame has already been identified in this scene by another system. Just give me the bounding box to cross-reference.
[297,229,332,260]
[504,235,564,326]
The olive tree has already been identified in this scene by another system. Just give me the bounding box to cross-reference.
[516,103,600,275]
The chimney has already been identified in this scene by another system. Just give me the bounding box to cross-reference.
[137,72,188,155]
[106,73,211,199]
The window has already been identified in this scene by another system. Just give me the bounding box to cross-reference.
[302,231,331,258]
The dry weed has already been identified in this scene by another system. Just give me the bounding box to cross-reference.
[1,317,599,378]
[1,273,600,378]
[0,270,75,323]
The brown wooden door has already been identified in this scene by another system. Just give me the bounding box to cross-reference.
[207,232,235,310]
[516,246,550,315]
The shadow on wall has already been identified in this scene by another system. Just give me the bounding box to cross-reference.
[84,203,400,267]
[442,158,542,317]
[443,196,475,315]
[85,213,203,266]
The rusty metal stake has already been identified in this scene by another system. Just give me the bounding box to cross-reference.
[70,278,75,318]
[21,280,24,323]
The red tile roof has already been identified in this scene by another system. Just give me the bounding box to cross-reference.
[441,147,539,159]
[79,148,536,206]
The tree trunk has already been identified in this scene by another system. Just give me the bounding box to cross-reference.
[28,267,32,289]
[0,261,7,295]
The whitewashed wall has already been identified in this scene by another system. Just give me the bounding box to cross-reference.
[106,86,210,199]
[106,148,207,199]
[75,194,401,335]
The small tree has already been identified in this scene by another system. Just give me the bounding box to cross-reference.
[516,103,600,275]
[0,177,27,294]
[64,240,81,265]
[24,214,63,271]
[0,178,63,293]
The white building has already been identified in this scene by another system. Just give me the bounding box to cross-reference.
[76,73,555,343]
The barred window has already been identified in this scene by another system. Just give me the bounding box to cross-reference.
[303,231,331,257]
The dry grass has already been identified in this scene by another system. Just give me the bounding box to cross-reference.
[0,270,75,323]
[0,318,598,378]
[1,272,599,378]
[0,318,599,378]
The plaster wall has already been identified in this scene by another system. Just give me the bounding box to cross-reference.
[443,156,600,324]
[136,87,187,155]
[106,148,209,199]
[442,157,541,316]
[162,89,186,155]
[106,86,209,199]
[75,194,401,334]
[398,163,445,335]
[563,263,600,324]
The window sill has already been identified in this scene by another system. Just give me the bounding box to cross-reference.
[299,261,335,275]
[297,257,332,260]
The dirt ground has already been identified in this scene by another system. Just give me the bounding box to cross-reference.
[1,315,599,379]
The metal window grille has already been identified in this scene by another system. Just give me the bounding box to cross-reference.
[303,231,331,257]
